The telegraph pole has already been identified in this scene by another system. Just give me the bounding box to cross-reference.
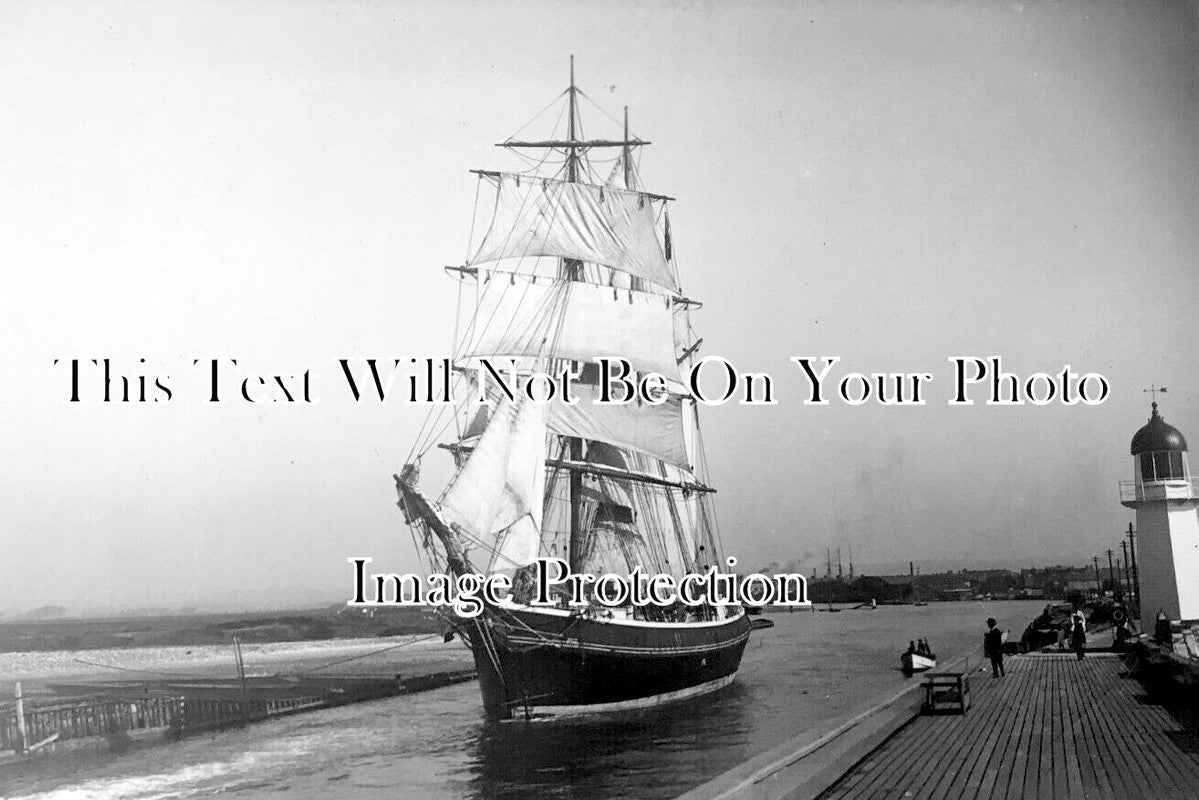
[1121,539,1131,598]
[1106,549,1116,597]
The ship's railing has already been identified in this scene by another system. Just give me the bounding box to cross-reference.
[1118,478,1199,503]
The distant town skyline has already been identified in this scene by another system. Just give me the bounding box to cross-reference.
[0,554,1138,618]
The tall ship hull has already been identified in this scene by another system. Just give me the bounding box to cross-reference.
[394,59,759,720]
[468,605,752,719]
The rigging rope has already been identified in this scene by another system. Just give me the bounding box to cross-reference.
[405,96,568,465]
[504,88,569,143]
[69,659,215,680]
[295,632,444,674]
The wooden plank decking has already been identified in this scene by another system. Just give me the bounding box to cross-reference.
[816,654,1199,800]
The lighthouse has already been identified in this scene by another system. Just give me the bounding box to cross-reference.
[1120,399,1199,631]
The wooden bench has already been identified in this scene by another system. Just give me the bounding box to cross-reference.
[921,672,970,714]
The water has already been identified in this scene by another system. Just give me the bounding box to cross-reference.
[2,600,1036,799]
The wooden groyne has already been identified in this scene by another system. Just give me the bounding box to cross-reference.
[1,693,181,752]
[2,668,476,758]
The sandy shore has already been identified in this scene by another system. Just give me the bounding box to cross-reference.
[0,634,474,691]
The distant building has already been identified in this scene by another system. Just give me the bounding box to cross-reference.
[1022,567,1096,597]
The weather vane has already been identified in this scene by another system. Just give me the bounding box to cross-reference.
[1143,384,1168,412]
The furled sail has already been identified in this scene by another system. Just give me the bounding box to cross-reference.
[572,443,641,573]
[439,396,548,567]
[468,172,677,292]
[463,276,683,381]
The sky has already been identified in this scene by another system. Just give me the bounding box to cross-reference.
[2,0,1198,614]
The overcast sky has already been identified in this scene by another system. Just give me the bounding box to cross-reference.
[3,0,1197,614]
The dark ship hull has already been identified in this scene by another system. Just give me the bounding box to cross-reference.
[465,604,753,720]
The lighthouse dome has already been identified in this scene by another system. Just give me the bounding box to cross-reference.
[1131,405,1188,455]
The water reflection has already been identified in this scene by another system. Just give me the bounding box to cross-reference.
[464,682,755,799]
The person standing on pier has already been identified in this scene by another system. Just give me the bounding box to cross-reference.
[984,618,1005,677]
[1070,611,1087,659]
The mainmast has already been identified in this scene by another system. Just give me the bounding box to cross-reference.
[564,56,585,570]
[567,55,579,183]
[494,57,649,161]
[485,57,656,574]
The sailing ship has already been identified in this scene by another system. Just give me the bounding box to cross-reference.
[393,60,755,720]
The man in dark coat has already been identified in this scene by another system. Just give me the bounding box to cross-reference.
[984,617,1005,677]
[1070,612,1087,660]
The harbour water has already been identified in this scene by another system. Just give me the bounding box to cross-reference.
[3,600,1035,799]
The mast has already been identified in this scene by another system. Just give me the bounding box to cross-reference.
[563,55,586,570]
[567,55,579,183]
[451,59,669,578]
[623,105,632,190]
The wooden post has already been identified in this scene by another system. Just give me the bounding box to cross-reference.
[1128,523,1140,613]
[14,681,28,754]
[234,634,249,722]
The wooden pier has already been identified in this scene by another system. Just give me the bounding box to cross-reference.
[684,650,1199,800]
[819,653,1199,800]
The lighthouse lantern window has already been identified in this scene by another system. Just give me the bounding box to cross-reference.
[1140,450,1187,482]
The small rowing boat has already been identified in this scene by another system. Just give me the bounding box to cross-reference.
[902,651,937,672]
[901,639,937,672]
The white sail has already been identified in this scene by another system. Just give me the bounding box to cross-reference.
[468,172,677,292]
[467,375,690,470]
[439,396,548,567]
[553,384,689,470]
[463,276,682,381]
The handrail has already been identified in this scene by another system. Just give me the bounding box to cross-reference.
[1118,478,1199,503]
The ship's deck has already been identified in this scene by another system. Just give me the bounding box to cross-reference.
[817,652,1199,800]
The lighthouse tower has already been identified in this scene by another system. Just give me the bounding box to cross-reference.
[1120,400,1199,631]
